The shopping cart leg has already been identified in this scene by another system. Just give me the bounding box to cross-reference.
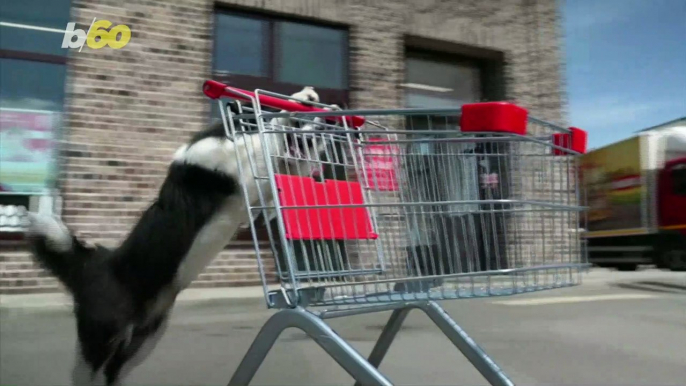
[356,302,514,386]
[353,307,410,386]
[227,307,392,386]
[419,301,514,386]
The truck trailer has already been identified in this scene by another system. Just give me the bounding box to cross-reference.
[581,117,686,271]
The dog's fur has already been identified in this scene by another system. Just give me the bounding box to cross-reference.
[26,88,325,385]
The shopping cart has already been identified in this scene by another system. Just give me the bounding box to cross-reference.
[203,80,589,386]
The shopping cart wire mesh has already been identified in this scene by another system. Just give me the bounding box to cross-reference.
[202,80,589,386]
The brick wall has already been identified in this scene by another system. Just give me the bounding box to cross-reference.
[1,0,571,293]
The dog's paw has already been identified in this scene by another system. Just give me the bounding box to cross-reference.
[26,213,73,253]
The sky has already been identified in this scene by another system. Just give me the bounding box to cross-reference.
[562,0,686,149]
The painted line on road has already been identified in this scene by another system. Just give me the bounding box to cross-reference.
[493,293,658,306]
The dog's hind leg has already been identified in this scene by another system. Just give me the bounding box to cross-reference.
[72,309,129,386]
[72,345,108,386]
[72,337,116,386]
[103,313,170,386]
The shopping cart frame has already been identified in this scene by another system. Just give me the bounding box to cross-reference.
[229,300,512,386]
[202,80,588,386]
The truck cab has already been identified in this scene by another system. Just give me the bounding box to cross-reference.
[656,157,686,270]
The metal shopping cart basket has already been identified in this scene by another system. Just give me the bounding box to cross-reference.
[203,80,589,386]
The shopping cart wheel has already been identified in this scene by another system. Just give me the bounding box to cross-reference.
[665,247,686,271]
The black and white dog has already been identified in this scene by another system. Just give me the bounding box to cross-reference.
[26,87,325,385]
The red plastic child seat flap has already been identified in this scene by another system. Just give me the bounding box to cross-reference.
[275,174,378,240]
[460,102,528,135]
[552,127,588,155]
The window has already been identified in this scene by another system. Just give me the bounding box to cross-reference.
[0,0,71,57]
[212,10,350,244]
[212,10,349,107]
[0,0,70,235]
[0,59,65,193]
[0,59,67,111]
[672,164,686,196]
[402,48,509,270]
[277,22,347,89]
[402,50,485,214]
[213,14,268,78]
[404,54,482,109]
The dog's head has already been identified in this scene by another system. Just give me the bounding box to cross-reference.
[268,87,337,176]
[289,86,319,105]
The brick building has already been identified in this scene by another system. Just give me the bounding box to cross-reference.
[0,0,567,293]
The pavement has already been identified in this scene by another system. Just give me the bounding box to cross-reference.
[1,268,685,386]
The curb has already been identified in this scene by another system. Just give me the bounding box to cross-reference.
[0,286,274,312]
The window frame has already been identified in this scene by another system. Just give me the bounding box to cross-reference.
[211,8,351,107]
[0,49,67,65]
[671,163,686,196]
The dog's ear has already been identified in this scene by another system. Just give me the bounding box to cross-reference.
[189,122,227,145]
[307,87,319,103]
[226,100,241,115]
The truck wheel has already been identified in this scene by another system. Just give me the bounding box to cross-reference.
[655,256,670,269]
[616,263,638,271]
[663,247,686,272]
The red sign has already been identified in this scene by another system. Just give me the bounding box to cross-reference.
[362,139,399,191]
[480,173,499,188]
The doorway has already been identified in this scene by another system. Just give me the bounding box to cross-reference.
[402,47,509,274]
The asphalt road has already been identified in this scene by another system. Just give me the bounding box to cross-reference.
[1,269,685,386]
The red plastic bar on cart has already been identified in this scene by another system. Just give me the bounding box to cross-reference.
[460,102,528,135]
[274,174,378,240]
[552,127,588,155]
[203,80,365,128]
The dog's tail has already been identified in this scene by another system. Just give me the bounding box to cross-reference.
[25,213,92,292]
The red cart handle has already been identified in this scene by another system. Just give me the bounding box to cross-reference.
[203,80,365,128]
